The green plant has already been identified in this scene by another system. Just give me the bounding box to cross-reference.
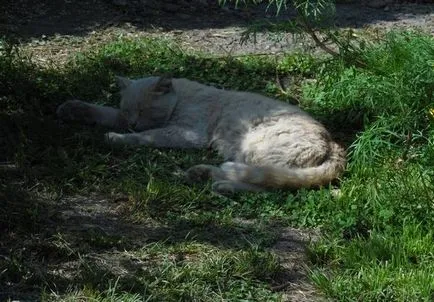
[223,0,376,67]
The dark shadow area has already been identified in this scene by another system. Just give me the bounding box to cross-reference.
[0,0,432,42]
[0,180,310,300]
[334,2,433,28]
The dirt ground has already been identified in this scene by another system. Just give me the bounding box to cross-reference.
[0,1,433,301]
[1,0,433,62]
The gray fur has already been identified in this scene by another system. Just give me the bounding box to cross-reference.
[57,76,346,194]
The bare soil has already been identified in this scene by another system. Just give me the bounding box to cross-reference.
[1,0,432,63]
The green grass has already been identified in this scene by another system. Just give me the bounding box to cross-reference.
[1,31,433,301]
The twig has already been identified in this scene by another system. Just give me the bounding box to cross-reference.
[297,14,339,57]
[303,23,339,57]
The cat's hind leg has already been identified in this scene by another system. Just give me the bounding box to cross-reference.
[186,162,265,194]
[186,162,253,184]
[57,100,127,129]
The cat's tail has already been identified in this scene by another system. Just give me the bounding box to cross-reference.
[220,142,346,189]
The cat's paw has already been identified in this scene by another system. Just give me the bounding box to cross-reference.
[56,100,95,124]
[185,164,215,183]
[105,132,127,145]
[105,132,124,144]
[212,180,236,195]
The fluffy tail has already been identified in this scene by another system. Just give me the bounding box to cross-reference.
[220,142,346,189]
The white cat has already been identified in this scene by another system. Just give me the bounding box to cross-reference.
[57,76,346,194]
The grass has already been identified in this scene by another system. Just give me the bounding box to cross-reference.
[1,30,433,301]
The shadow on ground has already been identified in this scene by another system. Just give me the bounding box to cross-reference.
[0,179,316,300]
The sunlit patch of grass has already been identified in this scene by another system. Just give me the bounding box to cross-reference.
[301,31,434,301]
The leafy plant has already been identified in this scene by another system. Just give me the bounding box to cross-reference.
[222,0,374,67]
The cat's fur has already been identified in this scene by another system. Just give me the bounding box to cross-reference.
[57,76,346,194]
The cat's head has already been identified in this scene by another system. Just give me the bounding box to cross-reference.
[116,75,177,131]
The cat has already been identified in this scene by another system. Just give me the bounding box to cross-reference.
[56,75,346,194]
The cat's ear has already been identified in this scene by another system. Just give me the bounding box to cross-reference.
[115,76,133,90]
[151,75,173,96]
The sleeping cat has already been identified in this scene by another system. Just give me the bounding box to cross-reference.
[57,76,346,194]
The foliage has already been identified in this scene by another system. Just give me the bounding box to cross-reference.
[301,31,434,300]
[223,0,375,66]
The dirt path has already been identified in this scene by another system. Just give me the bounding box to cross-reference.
[1,1,432,63]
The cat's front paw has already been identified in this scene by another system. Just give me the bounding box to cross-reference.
[212,180,236,195]
[105,132,124,144]
[56,100,94,124]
